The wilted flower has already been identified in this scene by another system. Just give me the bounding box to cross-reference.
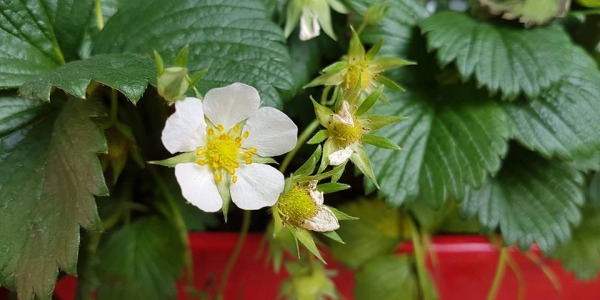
[159,83,298,213]
[305,29,413,96]
[276,180,339,232]
[284,0,348,41]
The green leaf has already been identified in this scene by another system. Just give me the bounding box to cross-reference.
[549,205,600,280]
[0,1,62,87]
[329,199,404,269]
[354,255,418,300]
[420,11,572,99]
[0,96,107,299]
[480,0,566,26]
[96,217,184,300]
[503,46,600,161]
[46,0,93,61]
[93,0,292,108]
[20,54,155,103]
[367,87,509,208]
[461,149,585,252]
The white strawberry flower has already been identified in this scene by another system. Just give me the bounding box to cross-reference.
[161,83,298,212]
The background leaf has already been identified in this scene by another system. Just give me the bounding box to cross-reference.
[95,217,184,300]
[461,148,585,252]
[329,199,405,269]
[0,0,64,87]
[354,255,418,300]
[0,96,107,299]
[503,46,600,162]
[367,87,509,208]
[420,11,572,99]
[93,0,293,108]
[44,0,93,61]
[20,53,156,103]
[480,0,567,26]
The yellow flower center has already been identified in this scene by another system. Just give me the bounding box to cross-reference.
[343,59,377,91]
[277,185,318,226]
[329,118,363,148]
[195,124,257,183]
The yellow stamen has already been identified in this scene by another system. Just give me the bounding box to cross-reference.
[212,162,219,169]
[220,134,230,140]
[245,158,252,165]
[232,175,238,183]
[215,173,222,183]
[244,152,252,158]
[249,147,257,153]
[196,149,204,156]
[208,128,214,135]
[228,168,235,175]
[233,125,241,132]
[197,160,206,166]
[243,131,249,138]
[235,137,242,143]
[217,124,224,132]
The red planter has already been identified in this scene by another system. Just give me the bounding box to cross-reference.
[42,234,600,299]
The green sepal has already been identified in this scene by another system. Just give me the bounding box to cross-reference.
[173,44,189,67]
[311,97,334,127]
[294,145,322,178]
[321,230,345,244]
[215,173,231,222]
[317,182,351,194]
[304,72,343,88]
[366,39,383,60]
[251,154,278,165]
[376,75,405,92]
[331,161,346,183]
[360,115,405,131]
[313,0,336,40]
[188,69,209,87]
[272,206,283,237]
[148,152,197,167]
[290,227,326,263]
[308,130,328,144]
[283,177,294,194]
[350,145,379,188]
[322,61,348,73]
[363,134,401,150]
[283,0,302,37]
[328,0,349,13]
[153,50,165,73]
[318,139,335,173]
[307,163,346,182]
[356,86,383,116]
[348,27,365,61]
[372,57,415,69]
[328,206,359,221]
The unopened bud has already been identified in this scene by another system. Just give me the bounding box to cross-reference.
[157,67,189,103]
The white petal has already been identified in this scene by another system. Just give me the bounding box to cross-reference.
[175,163,222,212]
[301,206,339,232]
[161,97,207,154]
[328,147,353,165]
[308,181,324,206]
[333,101,354,126]
[242,107,298,157]
[230,163,284,210]
[299,10,320,41]
[203,83,260,131]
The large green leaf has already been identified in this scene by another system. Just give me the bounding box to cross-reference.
[20,54,156,103]
[329,199,405,269]
[504,47,600,162]
[0,1,62,87]
[420,11,572,99]
[93,0,293,108]
[95,217,184,300]
[461,149,585,252]
[43,0,93,61]
[354,255,418,300]
[0,97,107,299]
[367,87,509,208]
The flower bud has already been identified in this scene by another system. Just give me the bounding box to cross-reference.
[157,67,190,104]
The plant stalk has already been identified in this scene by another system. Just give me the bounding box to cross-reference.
[94,0,104,30]
[409,217,436,300]
[487,247,508,300]
[216,210,251,299]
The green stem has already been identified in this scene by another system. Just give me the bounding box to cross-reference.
[216,210,251,299]
[409,217,435,300]
[279,119,320,173]
[506,252,525,300]
[148,166,196,298]
[94,0,105,30]
[487,248,508,300]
